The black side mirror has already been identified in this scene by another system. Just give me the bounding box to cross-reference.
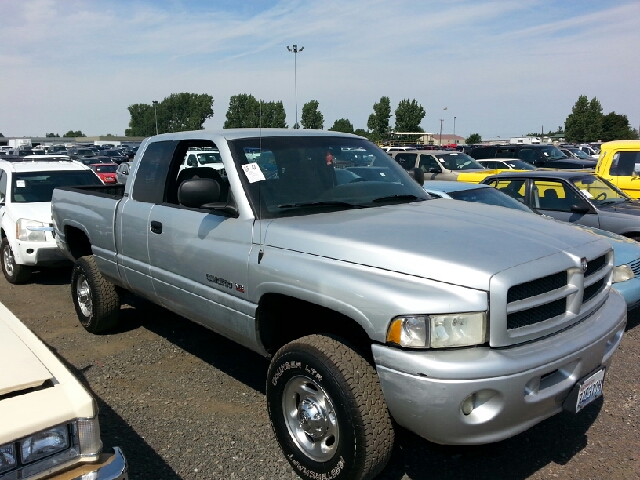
[412,168,425,186]
[570,204,591,214]
[178,178,220,208]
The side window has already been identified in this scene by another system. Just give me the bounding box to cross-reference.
[492,179,526,201]
[0,170,6,202]
[496,148,515,158]
[418,155,441,172]
[518,149,536,163]
[613,151,640,176]
[534,180,578,211]
[394,153,418,170]
[131,141,178,203]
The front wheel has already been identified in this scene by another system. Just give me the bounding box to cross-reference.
[1,237,31,284]
[267,335,394,480]
[71,255,120,333]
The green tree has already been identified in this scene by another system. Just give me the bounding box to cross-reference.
[126,93,214,136]
[300,100,324,129]
[565,95,605,142]
[367,96,391,142]
[45,133,60,137]
[329,118,354,133]
[64,130,85,137]
[354,128,370,139]
[465,133,482,144]
[394,99,425,133]
[224,93,260,128]
[259,101,288,128]
[601,112,639,141]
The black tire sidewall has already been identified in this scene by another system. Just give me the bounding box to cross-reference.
[267,347,360,480]
[1,237,29,284]
[1,238,15,282]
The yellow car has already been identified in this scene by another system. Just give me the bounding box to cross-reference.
[595,140,640,198]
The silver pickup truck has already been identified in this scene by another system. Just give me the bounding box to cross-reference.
[51,129,627,480]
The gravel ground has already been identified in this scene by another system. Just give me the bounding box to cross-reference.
[2,266,639,480]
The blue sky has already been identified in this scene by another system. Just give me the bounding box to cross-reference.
[1,0,638,140]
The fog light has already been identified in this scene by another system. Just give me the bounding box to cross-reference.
[461,394,476,416]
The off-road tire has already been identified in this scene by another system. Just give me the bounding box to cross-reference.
[1,237,32,284]
[71,255,120,333]
[266,334,394,480]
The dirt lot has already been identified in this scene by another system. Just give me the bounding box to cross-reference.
[2,266,639,480]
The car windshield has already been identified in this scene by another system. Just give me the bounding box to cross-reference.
[197,152,222,164]
[76,149,95,156]
[448,187,533,212]
[571,175,630,205]
[568,148,592,159]
[541,146,568,160]
[11,170,102,203]
[504,160,536,170]
[228,135,429,218]
[435,153,485,170]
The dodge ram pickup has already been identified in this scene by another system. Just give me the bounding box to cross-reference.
[51,129,627,480]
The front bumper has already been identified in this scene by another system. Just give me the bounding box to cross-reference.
[61,447,127,480]
[612,276,640,311]
[13,239,69,267]
[372,291,627,445]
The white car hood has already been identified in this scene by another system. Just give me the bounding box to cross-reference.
[0,313,52,396]
[7,202,52,224]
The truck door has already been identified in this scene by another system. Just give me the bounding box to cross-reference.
[117,140,178,300]
[146,141,255,345]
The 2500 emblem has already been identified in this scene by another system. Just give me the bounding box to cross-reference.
[206,274,233,289]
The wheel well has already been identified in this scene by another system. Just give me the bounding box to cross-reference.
[257,294,373,362]
[65,226,93,259]
[623,233,640,241]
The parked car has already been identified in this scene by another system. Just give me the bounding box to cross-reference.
[0,157,103,283]
[477,159,536,171]
[101,149,128,164]
[390,150,496,182]
[423,180,640,310]
[66,147,96,160]
[470,144,596,169]
[560,147,595,161]
[481,170,640,239]
[89,163,118,184]
[0,300,128,479]
[116,161,133,184]
[51,129,626,479]
[76,155,113,166]
[594,140,640,198]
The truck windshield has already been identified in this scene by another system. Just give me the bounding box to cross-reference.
[435,153,485,170]
[228,136,429,218]
[11,170,103,203]
[541,146,568,160]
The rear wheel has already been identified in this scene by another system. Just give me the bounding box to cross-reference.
[1,237,31,284]
[267,334,394,480]
[71,255,120,333]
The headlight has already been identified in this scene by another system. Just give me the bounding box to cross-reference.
[387,312,487,348]
[0,444,17,474]
[21,425,69,464]
[16,218,48,242]
[613,264,634,283]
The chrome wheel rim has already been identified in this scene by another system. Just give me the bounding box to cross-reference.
[76,273,93,318]
[3,244,14,277]
[282,375,339,461]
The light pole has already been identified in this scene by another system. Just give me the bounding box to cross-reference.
[286,44,304,128]
[453,116,456,140]
[152,100,159,135]
[439,119,444,145]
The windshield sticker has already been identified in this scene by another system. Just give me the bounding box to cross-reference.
[242,163,266,183]
[580,189,594,199]
[16,180,25,188]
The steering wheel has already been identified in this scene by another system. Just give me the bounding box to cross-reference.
[595,192,607,201]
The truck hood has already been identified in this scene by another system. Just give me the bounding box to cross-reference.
[7,202,52,224]
[263,199,604,291]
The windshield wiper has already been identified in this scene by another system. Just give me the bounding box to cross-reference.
[277,201,364,210]
[371,194,426,204]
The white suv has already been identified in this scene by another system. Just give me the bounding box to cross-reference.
[0,157,102,283]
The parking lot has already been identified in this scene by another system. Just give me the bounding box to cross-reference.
[2,267,638,480]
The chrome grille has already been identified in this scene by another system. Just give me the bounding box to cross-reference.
[585,254,606,277]
[507,298,566,330]
[629,258,640,276]
[507,271,566,303]
[583,278,605,304]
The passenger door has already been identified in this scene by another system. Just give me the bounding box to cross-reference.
[530,179,600,228]
[146,140,256,344]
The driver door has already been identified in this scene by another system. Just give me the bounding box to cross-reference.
[531,179,600,228]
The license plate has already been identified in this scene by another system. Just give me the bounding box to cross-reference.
[575,368,605,413]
